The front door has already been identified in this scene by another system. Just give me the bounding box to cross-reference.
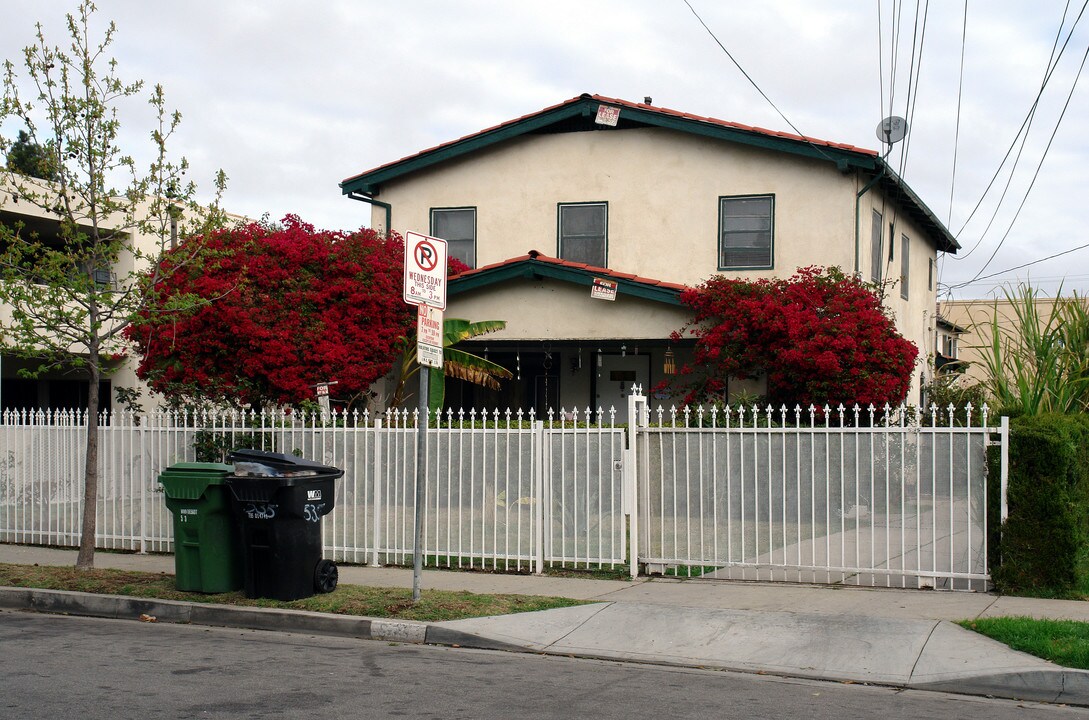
[596,353,650,424]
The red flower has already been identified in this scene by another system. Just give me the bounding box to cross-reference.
[125,217,415,408]
[666,267,917,408]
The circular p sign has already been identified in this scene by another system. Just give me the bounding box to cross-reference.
[403,231,448,309]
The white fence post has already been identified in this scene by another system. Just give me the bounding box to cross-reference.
[371,416,383,567]
[626,386,646,580]
[533,419,545,575]
[1000,415,1009,523]
[138,417,147,554]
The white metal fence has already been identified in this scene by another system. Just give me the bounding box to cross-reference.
[631,398,1006,590]
[0,395,1006,590]
[0,406,626,573]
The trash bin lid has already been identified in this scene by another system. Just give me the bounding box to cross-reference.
[159,462,234,499]
[228,449,342,478]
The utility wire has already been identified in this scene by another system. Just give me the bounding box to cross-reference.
[957,33,1089,287]
[939,1,1081,298]
[897,1,929,181]
[947,1,968,228]
[878,1,887,125]
[938,0,969,298]
[952,0,1083,245]
[947,239,1089,289]
[681,0,837,164]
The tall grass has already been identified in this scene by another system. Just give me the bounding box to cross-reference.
[978,285,1089,415]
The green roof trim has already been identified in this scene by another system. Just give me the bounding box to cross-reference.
[874,159,960,253]
[449,258,685,306]
[340,95,878,197]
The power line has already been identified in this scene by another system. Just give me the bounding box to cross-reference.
[946,0,968,228]
[951,0,1084,247]
[878,1,887,126]
[958,30,1089,286]
[681,0,836,164]
[897,1,929,181]
[947,239,1089,289]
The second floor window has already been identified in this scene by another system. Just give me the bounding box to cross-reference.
[558,202,607,267]
[719,195,773,269]
[870,209,883,283]
[900,233,910,299]
[430,207,476,268]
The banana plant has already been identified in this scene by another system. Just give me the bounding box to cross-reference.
[388,318,512,413]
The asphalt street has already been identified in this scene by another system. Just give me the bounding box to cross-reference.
[2,610,1083,720]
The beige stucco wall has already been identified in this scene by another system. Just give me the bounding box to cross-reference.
[858,193,944,397]
[447,278,690,340]
[364,126,946,405]
[372,127,864,284]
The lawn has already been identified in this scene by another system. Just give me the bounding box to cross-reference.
[959,616,1089,670]
[0,562,587,623]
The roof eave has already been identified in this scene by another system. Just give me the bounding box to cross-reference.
[340,100,593,196]
[874,158,960,254]
[449,258,685,306]
[341,95,879,196]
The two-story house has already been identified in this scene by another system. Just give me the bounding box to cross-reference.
[341,94,959,419]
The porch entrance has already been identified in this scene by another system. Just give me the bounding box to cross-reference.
[596,352,650,424]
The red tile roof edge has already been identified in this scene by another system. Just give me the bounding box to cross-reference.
[587,94,878,156]
[343,93,877,183]
[449,250,691,293]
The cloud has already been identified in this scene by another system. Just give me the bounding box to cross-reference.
[3,0,1087,295]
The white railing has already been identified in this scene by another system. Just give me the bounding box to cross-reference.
[0,406,627,573]
[0,398,1006,590]
[631,400,1005,591]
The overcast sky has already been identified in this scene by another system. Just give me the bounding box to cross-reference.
[2,0,1087,299]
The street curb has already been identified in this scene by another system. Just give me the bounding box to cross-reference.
[914,669,1089,707]
[3,586,1088,707]
[0,586,519,651]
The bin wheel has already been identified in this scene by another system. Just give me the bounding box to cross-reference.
[315,559,338,593]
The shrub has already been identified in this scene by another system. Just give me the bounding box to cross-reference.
[665,266,917,408]
[989,414,1089,595]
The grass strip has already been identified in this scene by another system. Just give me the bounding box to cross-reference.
[958,616,1089,670]
[0,562,587,623]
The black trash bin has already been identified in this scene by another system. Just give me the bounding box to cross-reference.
[225,449,342,601]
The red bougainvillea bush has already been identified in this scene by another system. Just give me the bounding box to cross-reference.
[668,267,918,409]
[127,216,415,409]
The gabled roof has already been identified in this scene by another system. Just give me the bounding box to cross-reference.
[341,93,958,254]
[341,93,878,195]
[449,249,688,306]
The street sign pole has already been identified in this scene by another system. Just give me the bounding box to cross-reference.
[413,367,428,602]
[402,231,447,604]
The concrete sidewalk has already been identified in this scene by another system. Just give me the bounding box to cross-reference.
[3,544,1089,706]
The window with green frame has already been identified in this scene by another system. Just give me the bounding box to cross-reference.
[430,207,476,268]
[870,209,883,283]
[719,195,773,269]
[558,202,607,267]
[900,233,910,299]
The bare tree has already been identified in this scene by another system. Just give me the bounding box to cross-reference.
[0,1,226,568]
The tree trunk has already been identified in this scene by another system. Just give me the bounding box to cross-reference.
[75,341,101,569]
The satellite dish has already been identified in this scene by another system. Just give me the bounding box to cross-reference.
[876,116,908,145]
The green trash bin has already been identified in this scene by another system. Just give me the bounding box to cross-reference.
[159,462,242,593]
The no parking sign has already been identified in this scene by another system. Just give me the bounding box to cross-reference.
[403,231,448,309]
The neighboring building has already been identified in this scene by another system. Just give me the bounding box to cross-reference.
[934,316,968,375]
[341,94,960,418]
[938,295,1089,386]
[0,176,242,415]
